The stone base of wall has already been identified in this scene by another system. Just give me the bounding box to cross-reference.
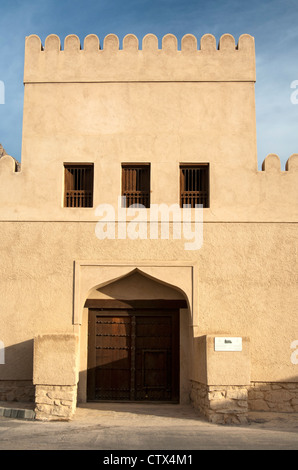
[0,380,35,403]
[34,385,77,421]
[191,381,298,423]
[190,381,248,425]
[249,382,298,413]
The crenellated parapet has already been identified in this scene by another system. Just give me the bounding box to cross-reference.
[0,154,20,173]
[262,153,298,173]
[24,33,255,83]
[285,154,298,172]
[0,144,20,172]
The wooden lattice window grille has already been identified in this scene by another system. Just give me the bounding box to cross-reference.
[64,164,94,208]
[180,164,209,208]
[122,164,150,208]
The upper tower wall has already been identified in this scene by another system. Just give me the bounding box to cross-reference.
[24,33,255,83]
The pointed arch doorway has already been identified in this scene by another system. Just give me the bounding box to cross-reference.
[84,271,188,403]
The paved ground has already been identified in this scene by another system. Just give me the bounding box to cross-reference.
[0,402,298,451]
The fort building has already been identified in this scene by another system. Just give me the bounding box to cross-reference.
[0,32,297,424]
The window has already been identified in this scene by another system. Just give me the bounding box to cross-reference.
[64,164,94,208]
[122,164,150,208]
[180,164,209,208]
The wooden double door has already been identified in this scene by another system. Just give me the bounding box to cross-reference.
[87,308,179,402]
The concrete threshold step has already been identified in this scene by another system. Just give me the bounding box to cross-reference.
[0,402,35,420]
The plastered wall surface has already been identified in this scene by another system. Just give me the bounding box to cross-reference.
[0,221,297,383]
[0,33,297,395]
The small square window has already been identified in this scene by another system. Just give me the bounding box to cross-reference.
[122,164,150,208]
[180,164,209,208]
[64,164,94,208]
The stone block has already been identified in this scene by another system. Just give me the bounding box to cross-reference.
[265,390,293,403]
[191,381,249,424]
[226,389,248,400]
[34,384,77,421]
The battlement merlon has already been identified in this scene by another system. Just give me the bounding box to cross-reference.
[23,33,256,83]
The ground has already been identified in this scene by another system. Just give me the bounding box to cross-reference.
[0,402,298,451]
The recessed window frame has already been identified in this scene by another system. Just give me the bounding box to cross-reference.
[64,163,94,208]
[121,163,151,208]
[180,163,210,208]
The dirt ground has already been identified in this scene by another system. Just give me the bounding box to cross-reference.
[0,402,298,450]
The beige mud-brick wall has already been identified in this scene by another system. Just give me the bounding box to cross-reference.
[0,33,296,223]
[1,33,258,221]
[0,223,297,403]
[0,32,297,416]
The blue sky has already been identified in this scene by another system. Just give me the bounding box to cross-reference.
[0,0,298,169]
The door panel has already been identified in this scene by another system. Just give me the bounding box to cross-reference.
[88,314,131,400]
[135,315,173,401]
[87,309,179,402]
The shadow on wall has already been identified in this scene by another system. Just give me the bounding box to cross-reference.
[1,337,297,418]
[0,340,34,402]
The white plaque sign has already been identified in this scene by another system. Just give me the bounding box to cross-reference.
[214,337,242,352]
